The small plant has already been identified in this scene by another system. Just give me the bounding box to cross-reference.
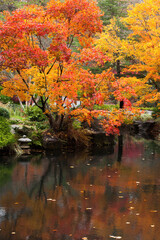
[30,130,43,147]
[5,103,25,119]
[0,86,12,104]
[35,121,49,130]
[0,107,10,119]
[134,113,153,122]
[94,104,119,111]
[152,106,160,119]
[9,119,20,124]
[72,120,82,129]
[25,106,46,122]
[0,117,15,148]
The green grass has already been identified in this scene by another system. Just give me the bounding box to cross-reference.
[94,104,119,111]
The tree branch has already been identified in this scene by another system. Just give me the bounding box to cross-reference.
[46,59,57,75]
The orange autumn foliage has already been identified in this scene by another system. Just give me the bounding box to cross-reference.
[96,0,160,110]
[0,0,137,134]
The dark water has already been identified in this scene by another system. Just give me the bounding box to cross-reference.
[0,135,160,240]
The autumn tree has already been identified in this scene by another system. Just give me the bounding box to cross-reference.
[0,0,137,135]
[97,0,130,108]
[121,0,160,109]
[96,0,160,111]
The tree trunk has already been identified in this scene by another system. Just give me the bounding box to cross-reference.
[116,59,124,109]
[116,59,121,78]
[45,112,65,132]
[45,112,55,130]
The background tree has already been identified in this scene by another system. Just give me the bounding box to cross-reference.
[97,0,129,108]
[96,0,160,111]
[98,0,127,26]
[122,0,160,109]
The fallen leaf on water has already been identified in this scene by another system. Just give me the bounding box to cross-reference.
[119,196,124,199]
[109,235,122,239]
[86,207,92,210]
[47,198,56,202]
[129,207,134,210]
[150,210,158,213]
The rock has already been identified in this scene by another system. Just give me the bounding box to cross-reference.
[90,131,114,146]
[133,120,156,138]
[11,124,23,134]
[42,134,62,151]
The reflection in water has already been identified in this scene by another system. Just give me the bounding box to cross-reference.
[117,135,123,163]
[0,135,160,240]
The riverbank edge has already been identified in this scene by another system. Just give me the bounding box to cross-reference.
[0,120,159,156]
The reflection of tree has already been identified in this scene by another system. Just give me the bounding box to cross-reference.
[117,135,123,163]
[28,155,82,202]
[0,139,160,240]
[0,164,13,187]
[36,159,52,201]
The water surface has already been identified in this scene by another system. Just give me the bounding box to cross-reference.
[0,135,160,240]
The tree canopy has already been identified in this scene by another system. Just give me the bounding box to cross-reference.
[96,0,160,110]
[0,0,159,136]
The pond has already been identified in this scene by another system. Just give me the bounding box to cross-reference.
[0,135,160,240]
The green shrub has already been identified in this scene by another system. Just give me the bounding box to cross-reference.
[0,86,12,104]
[152,107,160,119]
[35,121,49,130]
[30,130,43,147]
[9,119,20,124]
[134,113,153,122]
[72,120,82,129]
[0,117,15,148]
[94,104,119,111]
[0,107,10,119]
[25,106,46,122]
[7,103,25,119]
